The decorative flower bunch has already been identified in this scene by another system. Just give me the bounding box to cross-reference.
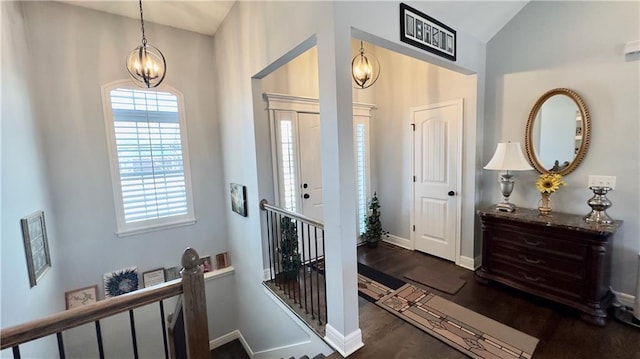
[536,173,566,194]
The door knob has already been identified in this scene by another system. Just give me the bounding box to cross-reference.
[303,193,310,199]
[448,191,455,196]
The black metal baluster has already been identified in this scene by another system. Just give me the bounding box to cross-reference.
[273,212,280,288]
[321,228,327,325]
[266,209,273,281]
[56,332,66,359]
[95,321,105,359]
[309,222,315,320]
[301,221,308,313]
[277,213,283,290]
[159,301,169,359]
[315,226,322,325]
[292,219,298,304]
[272,211,279,285]
[129,310,139,359]
[287,217,292,299]
[12,345,20,359]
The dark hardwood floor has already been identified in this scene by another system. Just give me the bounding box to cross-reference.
[333,242,640,359]
[211,243,639,358]
[210,339,250,359]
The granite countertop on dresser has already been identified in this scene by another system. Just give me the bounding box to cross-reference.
[477,207,623,235]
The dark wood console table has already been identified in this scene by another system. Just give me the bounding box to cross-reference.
[477,207,622,326]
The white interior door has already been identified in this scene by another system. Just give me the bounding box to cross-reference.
[412,100,462,262]
[297,113,324,262]
[298,113,323,222]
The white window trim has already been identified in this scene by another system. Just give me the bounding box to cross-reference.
[353,104,374,237]
[101,80,196,237]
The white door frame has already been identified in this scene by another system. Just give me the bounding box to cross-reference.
[409,99,463,265]
[265,93,321,210]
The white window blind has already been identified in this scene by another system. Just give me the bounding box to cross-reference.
[279,120,297,212]
[356,123,367,234]
[103,83,195,235]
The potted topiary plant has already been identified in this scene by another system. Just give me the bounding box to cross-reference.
[279,216,302,280]
[360,193,389,248]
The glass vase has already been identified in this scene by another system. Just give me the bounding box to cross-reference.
[538,192,552,215]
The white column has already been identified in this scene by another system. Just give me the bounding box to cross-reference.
[317,17,363,357]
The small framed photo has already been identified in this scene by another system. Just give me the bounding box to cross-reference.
[104,267,138,298]
[65,285,98,310]
[230,183,247,217]
[199,256,213,273]
[21,211,52,287]
[142,268,166,288]
[216,252,230,270]
[165,267,180,281]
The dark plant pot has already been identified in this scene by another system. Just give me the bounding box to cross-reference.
[367,240,379,248]
[276,270,299,283]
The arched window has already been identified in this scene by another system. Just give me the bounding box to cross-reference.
[102,81,195,235]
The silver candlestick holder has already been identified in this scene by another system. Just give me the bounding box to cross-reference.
[584,186,614,224]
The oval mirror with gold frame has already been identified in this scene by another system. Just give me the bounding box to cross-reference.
[525,88,591,176]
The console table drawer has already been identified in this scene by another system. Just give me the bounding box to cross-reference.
[490,245,585,279]
[491,227,587,261]
[490,259,583,300]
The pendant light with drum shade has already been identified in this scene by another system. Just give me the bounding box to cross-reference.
[126,0,166,88]
[352,41,380,89]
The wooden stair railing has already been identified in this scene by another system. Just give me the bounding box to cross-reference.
[0,247,210,359]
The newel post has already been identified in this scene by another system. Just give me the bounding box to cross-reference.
[181,248,210,358]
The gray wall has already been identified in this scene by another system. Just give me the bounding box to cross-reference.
[371,47,477,256]
[2,2,236,356]
[1,2,62,356]
[260,40,482,262]
[213,0,487,353]
[485,1,640,294]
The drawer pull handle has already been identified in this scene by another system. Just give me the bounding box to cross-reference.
[523,239,541,246]
[520,272,542,282]
[520,255,543,265]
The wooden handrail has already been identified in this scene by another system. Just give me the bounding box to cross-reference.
[0,280,182,350]
[1,247,211,359]
[260,199,324,229]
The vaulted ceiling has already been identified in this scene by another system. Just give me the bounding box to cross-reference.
[59,1,528,43]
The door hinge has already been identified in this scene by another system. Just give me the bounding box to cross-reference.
[413,225,415,231]
[413,176,416,182]
[411,124,416,131]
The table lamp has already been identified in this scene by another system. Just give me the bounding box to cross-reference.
[484,142,533,212]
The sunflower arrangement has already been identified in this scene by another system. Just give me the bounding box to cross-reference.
[535,173,566,194]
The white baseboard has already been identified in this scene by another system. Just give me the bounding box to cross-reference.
[457,255,481,271]
[613,290,636,308]
[210,330,249,352]
[383,234,413,250]
[209,329,313,358]
[324,324,364,358]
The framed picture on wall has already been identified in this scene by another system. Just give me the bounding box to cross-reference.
[65,285,98,310]
[400,3,456,61]
[21,210,52,287]
[230,183,247,217]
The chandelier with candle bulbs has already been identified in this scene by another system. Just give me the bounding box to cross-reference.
[126,0,166,88]
[351,41,380,89]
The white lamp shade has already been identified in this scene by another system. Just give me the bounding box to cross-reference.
[484,142,533,171]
